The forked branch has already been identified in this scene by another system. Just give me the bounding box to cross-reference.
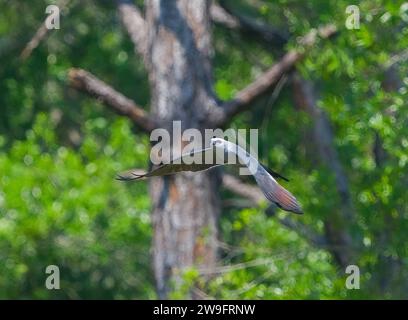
[20,0,71,60]
[214,24,337,126]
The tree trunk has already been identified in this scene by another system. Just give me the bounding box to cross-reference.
[145,0,220,299]
[69,0,340,299]
[292,73,355,268]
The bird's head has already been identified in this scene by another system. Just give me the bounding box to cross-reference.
[210,137,226,148]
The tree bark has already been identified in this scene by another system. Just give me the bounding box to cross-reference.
[145,0,220,299]
[67,1,338,298]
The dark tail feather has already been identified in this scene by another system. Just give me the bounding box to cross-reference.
[261,164,289,182]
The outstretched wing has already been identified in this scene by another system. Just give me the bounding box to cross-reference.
[253,164,303,214]
[116,147,222,181]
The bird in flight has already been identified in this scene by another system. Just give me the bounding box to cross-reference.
[117,137,303,214]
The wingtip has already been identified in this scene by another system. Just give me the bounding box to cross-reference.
[115,170,146,181]
[286,200,304,215]
[288,200,304,215]
[115,174,128,181]
[291,206,304,215]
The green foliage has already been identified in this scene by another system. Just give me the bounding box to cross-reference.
[0,115,154,298]
[0,0,407,299]
[208,208,344,299]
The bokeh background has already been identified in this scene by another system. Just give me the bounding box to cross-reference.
[0,0,407,299]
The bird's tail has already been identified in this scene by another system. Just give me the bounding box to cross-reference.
[254,166,303,214]
[268,182,303,214]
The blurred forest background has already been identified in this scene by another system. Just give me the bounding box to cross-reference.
[0,0,407,299]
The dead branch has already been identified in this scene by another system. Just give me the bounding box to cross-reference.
[20,0,70,60]
[222,173,265,204]
[117,0,147,57]
[20,25,49,60]
[214,24,337,126]
[210,3,240,29]
[68,68,157,133]
[198,257,273,275]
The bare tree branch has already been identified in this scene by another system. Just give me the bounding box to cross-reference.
[210,3,240,29]
[20,25,49,60]
[217,51,300,125]
[117,0,147,57]
[222,173,265,205]
[222,173,326,246]
[198,257,273,275]
[20,0,70,60]
[68,68,157,133]
[210,3,289,46]
[213,24,337,126]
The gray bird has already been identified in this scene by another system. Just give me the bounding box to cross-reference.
[117,137,303,214]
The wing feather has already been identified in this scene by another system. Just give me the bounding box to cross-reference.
[116,147,220,181]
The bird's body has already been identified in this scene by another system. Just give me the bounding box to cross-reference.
[117,137,303,214]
